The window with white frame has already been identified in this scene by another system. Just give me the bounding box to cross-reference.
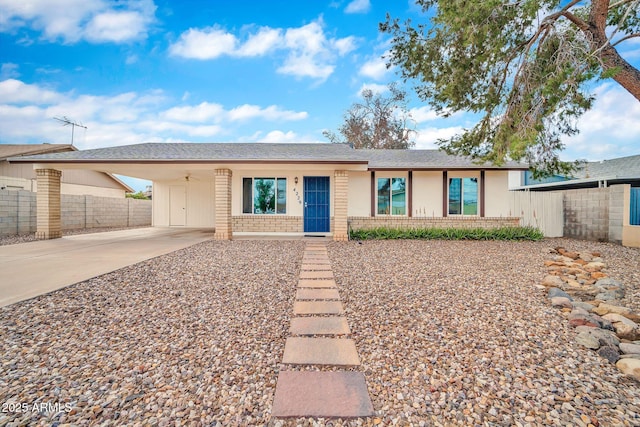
[242,177,286,214]
[448,177,478,215]
[377,177,406,215]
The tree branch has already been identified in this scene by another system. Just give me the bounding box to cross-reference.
[612,32,640,46]
[609,0,636,9]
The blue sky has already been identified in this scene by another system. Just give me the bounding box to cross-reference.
[1,0,640,191]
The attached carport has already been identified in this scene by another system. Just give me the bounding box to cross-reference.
[9,152,235,240]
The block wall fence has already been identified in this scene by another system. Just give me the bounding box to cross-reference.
[0,190,151,237]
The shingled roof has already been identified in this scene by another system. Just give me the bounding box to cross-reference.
[363,149,526,169]
[574,155,640,179]
[8,142,368,163]
[0,143,74,160]
[9,142,527,170]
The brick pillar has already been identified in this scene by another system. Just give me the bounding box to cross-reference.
[35,168,62,239]
[334,170,349,241]
[214,168,233,240]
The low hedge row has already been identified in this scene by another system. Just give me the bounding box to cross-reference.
[349,226,544,241]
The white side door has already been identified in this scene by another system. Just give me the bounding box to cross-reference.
[169,185,186,226]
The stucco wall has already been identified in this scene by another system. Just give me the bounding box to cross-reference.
[0,162,126,190]
[412,171,443,217]
[347,171,370,217]
[153,180,215,227]
[485,171,511,217]
[0,190,151,236]
[1,175,125,197]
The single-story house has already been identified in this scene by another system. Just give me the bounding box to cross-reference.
[9,142,527,240]
[1,144,133,197]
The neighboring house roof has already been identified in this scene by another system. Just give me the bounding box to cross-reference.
[8,142,527,170]
[2,143,134,192]
[573,154,640,180]
[517,154,640,191]
[0,143,74,160]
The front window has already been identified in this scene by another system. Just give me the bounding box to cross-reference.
[242,177,286,214]
[377,177,406,215]
[448,177,478,215]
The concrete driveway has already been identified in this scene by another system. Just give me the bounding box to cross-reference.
[0,227,214,307]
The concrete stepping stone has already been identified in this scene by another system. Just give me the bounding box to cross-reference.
[299,270,334,279]
[302,258,331,264]
[301,263,333,271]
[293,300,343,315]
[298,279,336,288]
[282,337,360,365]
[290,316,350,335]
[272,371,374,418]
[296,288,340,300]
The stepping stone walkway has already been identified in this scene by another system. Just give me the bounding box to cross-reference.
[272,241,374,419]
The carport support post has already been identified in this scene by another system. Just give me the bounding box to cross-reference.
[334,170,348,241]
[214,168,232,240]
[35,168,62,240]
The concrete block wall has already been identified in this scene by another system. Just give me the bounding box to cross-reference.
[0,190,151,237]
[348,216,520,231]
[608,185,625,244]
[129,199,153,227]
[563,188,610,241]
[0,190,37,236]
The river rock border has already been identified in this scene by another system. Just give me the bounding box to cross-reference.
[540,247,640,381]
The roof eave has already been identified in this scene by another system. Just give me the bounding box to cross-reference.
[8,158,370,165]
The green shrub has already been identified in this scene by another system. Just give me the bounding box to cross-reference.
[349,226,544,241]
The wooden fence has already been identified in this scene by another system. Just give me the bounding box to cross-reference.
[508,191,564,237]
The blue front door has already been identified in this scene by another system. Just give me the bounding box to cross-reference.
[304,176,330,233]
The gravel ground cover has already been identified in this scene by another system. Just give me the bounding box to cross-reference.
[328,238,640,426]
[0,237,638,426]
[0,227,148,246]
[0,240,303,426]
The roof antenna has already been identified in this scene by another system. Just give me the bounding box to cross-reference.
[54,116,87,145]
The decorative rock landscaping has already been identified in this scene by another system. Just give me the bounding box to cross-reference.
[1,238,639,425]
[542,247,640,382]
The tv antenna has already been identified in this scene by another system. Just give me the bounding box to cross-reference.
[53,116,87,145]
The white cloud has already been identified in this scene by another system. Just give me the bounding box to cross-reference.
[257,130,299,143]
[414,126,464,149]
[162,102,225,123]
[562,83,640,160]
[85,11,149,43]
[345,0,371,14]
[169,27,238,59]
[357,83,388,96]
[169,18,357,81]
[251,130,324,144]
[0,79,310,149]
[237,27,283,56]
[227,104,308,122]
[359,55,390,80]
[0,0,156,44]
[0,79,62,104]
[410,106,439,123]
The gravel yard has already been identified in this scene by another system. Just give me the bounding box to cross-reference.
[0,238,639,426]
